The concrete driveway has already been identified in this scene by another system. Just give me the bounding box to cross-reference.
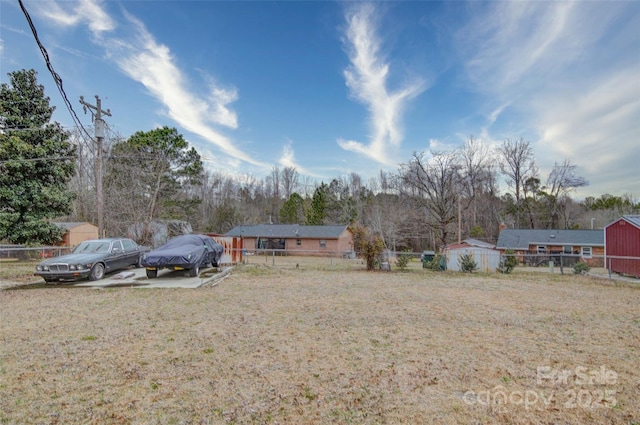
[73,266,232,289]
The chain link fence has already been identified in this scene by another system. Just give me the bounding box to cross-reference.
[1,245,638,280]
[0,245,72,262]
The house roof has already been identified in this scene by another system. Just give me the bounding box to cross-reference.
[224,224,350,239]
[605,215,640,230]
[445,238,496,250]
[53,222,96,230]
[496,229,604,250]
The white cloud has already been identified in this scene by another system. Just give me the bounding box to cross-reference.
[487,103,510,127]
[278,140,314,176]
[338,3,426,165]
[39,0,115,34]
[427,138,459,153]
[207,84,238,129]
[535,67,640,175]
[108,12,261,163]
[456,1,640,196]
[46,1,269,169]
[37,1,267,170]
[458,2,581,96]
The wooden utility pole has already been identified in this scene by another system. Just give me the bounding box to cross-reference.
[79,95,111,238]
[458,195,462,244]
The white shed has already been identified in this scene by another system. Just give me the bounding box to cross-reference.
[444,239,501,273]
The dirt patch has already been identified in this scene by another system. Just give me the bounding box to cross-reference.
[1,259,639,424]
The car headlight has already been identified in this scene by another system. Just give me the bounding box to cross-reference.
[43,265,49,271]
[36,265,42,271]
[77,264,87,270]
[69,265,76,270]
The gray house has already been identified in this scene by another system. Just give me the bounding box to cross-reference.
[496,229,604,266]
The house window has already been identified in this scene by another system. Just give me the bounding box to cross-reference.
[537,246,547,254]
[319,239,327,248]
[296,239,301,246]
[563,246,572,255]
[582,246,592,258]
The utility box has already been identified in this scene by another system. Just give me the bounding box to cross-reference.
[421,250,436,268]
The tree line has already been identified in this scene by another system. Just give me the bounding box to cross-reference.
[2,69,638,249]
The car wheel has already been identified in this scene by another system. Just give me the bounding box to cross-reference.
[146,269,158,279]
[89,263,105,281]
[189,264,199,277]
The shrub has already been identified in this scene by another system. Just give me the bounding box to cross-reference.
[499,249,518,274]
[458,253,477,273]
[573,261,590,274]
[395,251,412,270]
[350,225,385,271]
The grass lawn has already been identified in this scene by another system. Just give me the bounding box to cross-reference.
[1,258,639,424]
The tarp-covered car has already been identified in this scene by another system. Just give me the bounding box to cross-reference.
[141,234,223,279]
[35,238,149,282]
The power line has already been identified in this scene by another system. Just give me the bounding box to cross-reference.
[17,0,94,145]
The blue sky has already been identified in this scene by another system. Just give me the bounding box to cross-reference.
[1,0,639,199]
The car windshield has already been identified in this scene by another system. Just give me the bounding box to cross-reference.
[73,241,111,254]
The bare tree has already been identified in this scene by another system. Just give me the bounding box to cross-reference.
[543,159,588,228]
[364,192,400,251]
[280,166,299,200]
[498,138,538,228]
[399,151,462,249]
[459,137,498,236]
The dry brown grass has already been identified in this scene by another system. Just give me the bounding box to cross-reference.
[0,260,41,286]
[1,258,639,424]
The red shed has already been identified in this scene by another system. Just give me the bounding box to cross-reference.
[604,215,640,278]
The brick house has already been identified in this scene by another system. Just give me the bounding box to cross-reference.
[224,224,354,256]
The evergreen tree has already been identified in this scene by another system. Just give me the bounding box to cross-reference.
[306,183,328,225]
[0,69,76,244]
[280,192,305,224]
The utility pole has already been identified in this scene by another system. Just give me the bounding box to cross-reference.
[458,195,462,244]
[79,95,111,238]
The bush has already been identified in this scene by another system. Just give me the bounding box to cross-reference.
[395,251,412,270]
[499,249,518,274]
[350,225,385,271]
[573,261,590,274]
[458,253,477,273]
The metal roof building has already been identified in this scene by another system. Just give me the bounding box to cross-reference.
[496,229,604,250]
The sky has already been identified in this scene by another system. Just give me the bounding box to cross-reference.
[1,0,639,200]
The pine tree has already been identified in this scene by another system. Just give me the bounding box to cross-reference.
[306,183,328,225]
